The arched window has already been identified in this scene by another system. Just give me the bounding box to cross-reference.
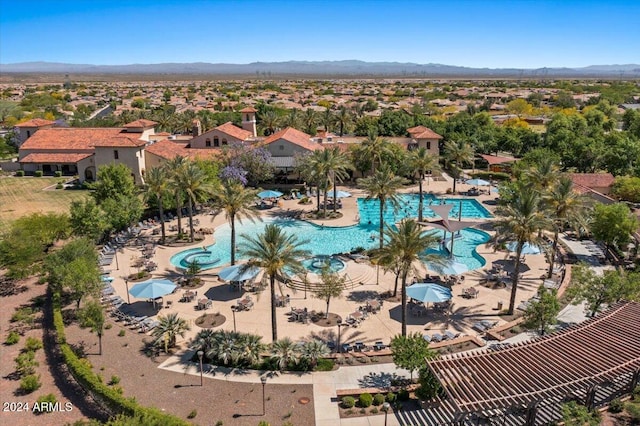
[222,138,228,146]
[213,136,219,147]
[205,138,211,147]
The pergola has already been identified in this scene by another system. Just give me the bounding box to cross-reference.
[427,302,640,425]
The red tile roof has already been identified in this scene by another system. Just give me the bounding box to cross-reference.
[15,118,56,128]
[20,152,93,164]
[93,135,146,147]
[215,121,252,141]
[240,107,257,113]
[20,128,124,151]
[568,173,615,189]
[145,140,190,160]
[407,125,443,139]
[263,127,319,152]
[123,119,157,128]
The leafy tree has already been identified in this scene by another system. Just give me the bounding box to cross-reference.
[506,99,533,118]
[101,194,143,232]
[152,313,191,352]
[359,166,406,248]
[301,108,318,135]
[90,163,137,203]
[313,268,346,318]
[612,176,640,203]
[561,401,601,426]
[213,182,259,265]
[523,287,560,335]
[390,332,435,380]
[78,300,106,355]
[568,264,640,317]
[239,224,310,342]
[524,156,560,192]
[377,109,414,136]
[415,367,442,401]
[492,184,549,315]
[409,147,441,222]
[590,202,638,251]
[69,198,109,242]
[372,220,440,335]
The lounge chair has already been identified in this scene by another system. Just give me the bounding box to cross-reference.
[373,341,386,351]
[444,331,458,340]
[423,334,432,343]
[431,333,443,343]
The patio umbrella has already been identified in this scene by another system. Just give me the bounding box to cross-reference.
[506,241,541,255]
[218,264,261,282]
[128,279,177,300]
[257,190,283,199]
[465,178,491,186]
[406,283,452,304]
[429,258,469,275]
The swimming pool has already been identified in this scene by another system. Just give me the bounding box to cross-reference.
[357,193,492,226]
[170,217,491,272]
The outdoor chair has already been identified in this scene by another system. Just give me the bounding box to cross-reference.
[423,334,431,343]
[354,342,366,352]
[444,331,458,340]
[373,341,386,351]
[431,333,444,343]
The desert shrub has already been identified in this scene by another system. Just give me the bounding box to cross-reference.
[34,171,43,177]
[359,392,373,408]
[24,337,43,352]
[118,329,125,337]
[370,407,379,414]
[373,393,385,406]
[108,375,120,385]
[33,394,57,414]
[386,392,397,403]
[608,398,624,413]
[626,403,640,422]
[187,409,197,419]
[11,307,35,324]
[19,374,41,393]
[15,351,38,376]
[5,331,20,345]
[55,183,64,189]
[341,396,355,408]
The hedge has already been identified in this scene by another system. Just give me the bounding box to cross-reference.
[34,171,43,177]
[470,171,511,181]
[54,171,62,177]
[51,292,190,425]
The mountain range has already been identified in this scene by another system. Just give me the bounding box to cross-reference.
[1,60,639,77]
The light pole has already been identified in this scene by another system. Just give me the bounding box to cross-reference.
[260,376,267,416]
[383,401,390,426]
[125,279,130,304]
[197,350,204,386]
[231,305,237,332]
[337,319,348,353]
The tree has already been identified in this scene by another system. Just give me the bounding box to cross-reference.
[409,147,441,222]
[78,300,106,355]
[543,177,590,277]
[568,264,640,317]
[239,224,310,342]
[590,202,638,251]
[359,130,393,174]
[359,166,406,248]
[270,337,300,370]
[492,184,549,315]
[443,140,474,193]
[313,268,346,318]
[524,156,560,192]
[390,332,435,380]
[214,182,259,265]
[299,340,329,369]
[335,105,352,136]
[523,287,560,335]
[165,155,188,237]
[152,313,191,353]
[90,163,137,203]
[373,220,440,335]
[506,99,533,118]
[258,109,280,136]
[100,194,143,232]
[314,146,351,215]
[144,167,170,244]
[612,176,640,203]
[69,199,109,242]
[302,108,318,135]
[175,160,214,242]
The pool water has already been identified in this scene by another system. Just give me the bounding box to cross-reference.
[302,255,347,274]
[357,193,492,226]
[424,228,490,271]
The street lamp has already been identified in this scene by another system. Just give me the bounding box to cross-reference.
[260,376,267,416]
[125,279,130,304]
[197,350,204,386]
[336,319,348,353]
[383,401,391,426]
[231,305,237,332]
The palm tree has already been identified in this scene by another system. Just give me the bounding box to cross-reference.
[214,182,260,265]
[302,108,318,135]
[270,337,300,370]
[525,157,560,192]
[239,333,265,366]
[176,161,214,242]
[165,155,188,237]
[360,130,393,174]
[321,107,335,132]
[191,329,217,355]
[409,147,441,222]
[209,330,241,366]
[239,224,310,342]
[282,108,301,129]
[359,166,406,248]
[335,105,352,136]
[300,340,330,369]
[543,177,590,277]
[298,149,327,212]
[152,312,191,353]
[443,140,474,193]
[492,184,549,315]
[372,220,441,336]
[315,147,351,215]
[144,167,170,244]
[259,110,280,136]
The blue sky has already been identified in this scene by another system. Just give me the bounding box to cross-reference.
[1,0,638,68]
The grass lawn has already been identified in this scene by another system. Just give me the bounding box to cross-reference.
[0,176,89,233]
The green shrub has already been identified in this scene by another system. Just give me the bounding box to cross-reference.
[24,337,43,352]
[118,329,125,337]
[33,394,57,414]
[187,409,197,419]
[5,331,20,345]
[626,403,640,422]
[341,396,356,408]
[471,171,511,181]
[16,170,25,177]
[34,171,43,177]
[370,407,379,414]
[215,421,223,426]
[608,398,624,413]
[19,374,42,394]
[15,351,38,376]
[373,393,385,406]
[54,171,62,177]
[11,307,35,324]
[108,375,120,385]
[359,392,373,408]
[315,358,334,371]
[398,389,410,401]
[105,323,112,330]
[257,422,270,426]
[344,409,354,415]
[386,392,397,403]
[55,183,64,189]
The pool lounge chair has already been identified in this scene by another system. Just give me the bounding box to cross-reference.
[431,333,444,343]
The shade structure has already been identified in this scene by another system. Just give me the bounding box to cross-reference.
[406,283,452,304]
[466,178,491,186]
[429,258,469,275]
[257,190,283,199]
[218,264,261,282]
[332,190,352,198]
[506,241,541,255]
[128,279,177,299]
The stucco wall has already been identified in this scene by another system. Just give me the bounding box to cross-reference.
[265,139,312,157]
[94,146,146,184]
[190,129,243,149]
